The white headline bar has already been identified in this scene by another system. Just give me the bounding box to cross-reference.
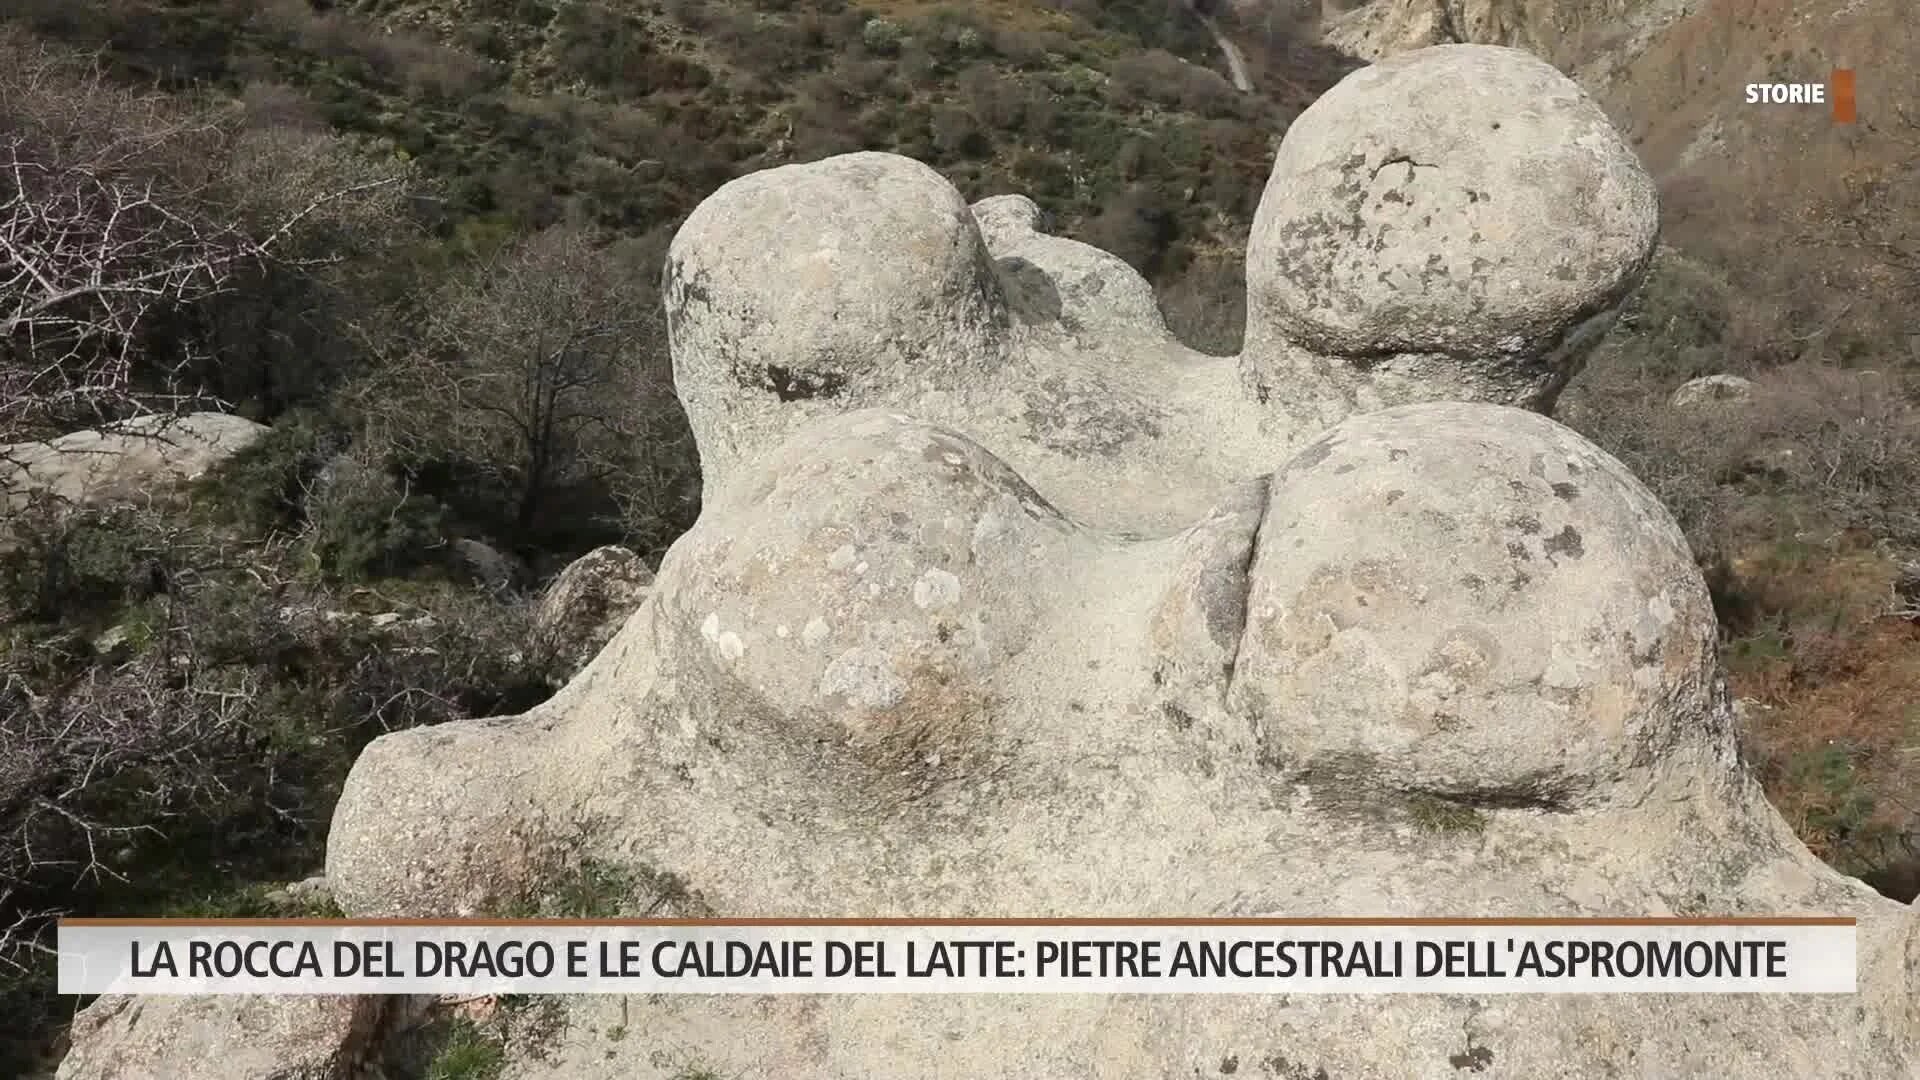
[58,921,1857,996]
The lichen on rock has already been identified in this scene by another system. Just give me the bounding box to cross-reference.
[1232,403,1722,809]
[1241,44,1659,414]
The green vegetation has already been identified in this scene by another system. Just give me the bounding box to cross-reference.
[12,0,1352,355]
[503,854,708,919]
[160,881,345,920]
[1405,795,1488,836]
[528,857,643,919]
[0,7,1342,1060]
[423,1017,508,1080]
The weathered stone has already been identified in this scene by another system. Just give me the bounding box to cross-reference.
[664,152,1012,491]
[313,43,1910,1078]
[57,994,387,1080]
[97,42,1916,1080]
[973,194,1171,338]
[1324,0,1458,58]
[1242,45,1659,410]
[285,875,331,903]
[1,412,267,512]
[91,624,134,656]
[968,193,1049,249]
[534,544,655,681]
[450,537,526,593]
[1670,373,1755,408]
[1232,403,1720,808]
[322,403,1917,1077]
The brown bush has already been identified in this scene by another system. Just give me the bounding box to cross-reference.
[1080,184,1180,278]
[246,0,498,100]
[1564,354,1920,567]
[1158,251,1246,356]
[0,499,552,967]
[1564,279,1920,901]
[1109,48,1241,116]
[0,28,411,439]
[1723,546,1920,899]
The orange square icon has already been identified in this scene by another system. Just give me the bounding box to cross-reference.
[1831,69,1856,123]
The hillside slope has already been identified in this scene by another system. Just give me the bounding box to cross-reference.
[15,0,1357,353]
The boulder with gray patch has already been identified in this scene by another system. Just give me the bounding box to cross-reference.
[534,544,656,681]
[1670,373,1755,408]
[72,44,1916,1080]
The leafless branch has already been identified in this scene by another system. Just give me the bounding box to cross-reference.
[0,35,407,443]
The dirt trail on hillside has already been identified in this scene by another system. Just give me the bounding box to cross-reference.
[1201,13,1256,91]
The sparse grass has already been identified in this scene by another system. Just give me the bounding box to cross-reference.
[424,1017,507,1080]
[519,856,708,919]
[1405,794,1488,836]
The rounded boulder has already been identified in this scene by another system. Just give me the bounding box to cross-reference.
[1229,402,1719,806]
[663,153,1010,484]
[653,410,1078,777]
[1244,45,1658,393]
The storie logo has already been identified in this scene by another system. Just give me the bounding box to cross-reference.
[1744,69,1856,123]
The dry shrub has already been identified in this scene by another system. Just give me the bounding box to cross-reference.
[1737,366,1920,545]
[1725,546,1920,900]
[0,500,552,960]
[244,0,497,100]
[1565,355,1920,565]
[1564,274,1920,900]
[0,27,412,438]
[1108,49,1242,116]
[1158,250,1245,356]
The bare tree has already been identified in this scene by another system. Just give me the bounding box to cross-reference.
[369,225,672,533]
[0,31,403,444]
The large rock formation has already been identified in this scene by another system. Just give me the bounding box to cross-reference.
[1321,0,1698,76]
[69,44,1918,1078]
[0,411,267,513]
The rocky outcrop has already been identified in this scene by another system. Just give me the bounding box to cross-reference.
[1322,0,1701,77]
[450,536,526,593]
[533,544,655,681]
[0,412,267,512]
[663,46,1657,537]
[1241,44,1657,418]
[1322,0,1460,63]
[56,994,387,1080]
[1670,373,1754,408]
[71,44,1917,1079]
